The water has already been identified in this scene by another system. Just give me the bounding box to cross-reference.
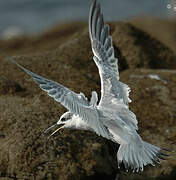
[0,0,174,37]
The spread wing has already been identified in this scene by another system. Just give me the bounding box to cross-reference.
[89,0,131,108]
[89,0,138,130]
[6,56,108,135]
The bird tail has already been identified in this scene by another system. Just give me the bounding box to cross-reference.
[117,140,168,172]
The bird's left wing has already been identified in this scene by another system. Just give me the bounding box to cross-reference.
[5,56,105,133]
[89,0,131,108]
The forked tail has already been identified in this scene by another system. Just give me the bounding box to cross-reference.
[117,140,168,172]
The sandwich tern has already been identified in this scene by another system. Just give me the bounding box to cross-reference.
[4,0,168,172]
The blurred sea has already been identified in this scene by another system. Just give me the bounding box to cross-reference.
[0,0,174,37]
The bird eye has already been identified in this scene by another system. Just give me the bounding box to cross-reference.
[61,118,66,122]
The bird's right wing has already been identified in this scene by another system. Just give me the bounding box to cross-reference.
[5,56,104,133]
[89,0,138,130]
[89,0,131,108]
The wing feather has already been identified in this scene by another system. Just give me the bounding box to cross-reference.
[89,0,137,129]
[6,56,104,132]
[89,0,131,106]
[96,14,102,40]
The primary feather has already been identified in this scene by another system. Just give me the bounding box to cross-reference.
[89,0,131,111]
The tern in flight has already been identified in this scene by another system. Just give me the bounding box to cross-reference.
[5,0,168,172]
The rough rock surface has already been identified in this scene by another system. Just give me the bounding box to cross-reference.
[130,17,176,54]
[0,20,176,180]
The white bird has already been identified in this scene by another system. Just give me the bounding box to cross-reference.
[5,0,168,172]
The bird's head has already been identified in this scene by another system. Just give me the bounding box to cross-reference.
[57,111,73,125]
[44,111,73,138]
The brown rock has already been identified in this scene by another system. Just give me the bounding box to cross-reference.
[130,17,176,53]
[0,20,176,179]
[0,78,25,95]
[111,22,176,70]
[0,95,117,179]
[120,69,176,179]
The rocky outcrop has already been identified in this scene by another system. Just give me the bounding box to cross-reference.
[0,20,176,179]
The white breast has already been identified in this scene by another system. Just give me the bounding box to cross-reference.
[70,114,93,131]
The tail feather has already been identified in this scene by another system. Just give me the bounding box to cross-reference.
[143,148,154,165]
[123,145,130,169]
[117,141,168,172]
[145,142,161,163]
[132,147,140,170]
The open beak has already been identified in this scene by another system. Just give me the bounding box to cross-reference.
[44,123,65,139]
[48,127,64,138]
[44,123,58,134]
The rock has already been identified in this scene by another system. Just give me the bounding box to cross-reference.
[111,22,176,70]
[119,69,176,179]
[130,17,176,53]
[0,78,25,95]
[0,95,117,179]
[0,20,176,179]
[1,21,176,70]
